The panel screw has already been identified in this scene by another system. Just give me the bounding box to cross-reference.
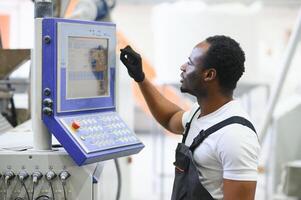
[43,98,53,107]
[44,35,51,44]
[43,107,53,116]
[44,88,51,96]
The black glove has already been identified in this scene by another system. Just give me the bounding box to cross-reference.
[120,45,145,82]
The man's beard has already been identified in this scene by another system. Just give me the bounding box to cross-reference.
[180,86,188,93]
[180,85,195,96]
[180,85,207,98]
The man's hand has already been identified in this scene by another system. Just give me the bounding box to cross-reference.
[120,45,145,82]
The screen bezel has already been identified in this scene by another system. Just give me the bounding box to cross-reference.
[57,22,116,113]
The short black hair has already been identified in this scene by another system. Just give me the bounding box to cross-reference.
[204,35,245,94]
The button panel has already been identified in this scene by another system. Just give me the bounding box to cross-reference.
[59,112,141,153]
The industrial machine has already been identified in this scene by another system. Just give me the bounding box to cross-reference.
[0,16,144,200]
[40,18,144,166]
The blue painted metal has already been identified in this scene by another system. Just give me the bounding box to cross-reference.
[41,18,144,166]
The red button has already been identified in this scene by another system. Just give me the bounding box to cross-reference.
[72,121,80,130]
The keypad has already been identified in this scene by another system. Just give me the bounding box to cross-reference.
[59,112,141,153]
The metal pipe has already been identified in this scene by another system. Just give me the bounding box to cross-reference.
[32,1,53,150]
[32,18,52,150]
[259,9,301,143]
[34,0,53,18]
[0,79,29,85]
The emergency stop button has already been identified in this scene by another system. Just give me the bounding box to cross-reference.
[72,121,80,130]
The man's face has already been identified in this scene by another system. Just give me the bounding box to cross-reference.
[180,41,210,96]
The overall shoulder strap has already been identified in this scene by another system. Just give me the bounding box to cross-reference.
[182,107,200,143]
[189,116,257,152]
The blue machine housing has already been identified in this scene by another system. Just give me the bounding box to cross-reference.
[41,18,144,166]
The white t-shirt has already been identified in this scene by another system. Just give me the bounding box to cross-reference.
[182,100,260,200]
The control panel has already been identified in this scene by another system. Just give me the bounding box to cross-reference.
[59,112,141,153]
[40,18,144,166]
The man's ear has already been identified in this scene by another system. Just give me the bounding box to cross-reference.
[203,68,217,82]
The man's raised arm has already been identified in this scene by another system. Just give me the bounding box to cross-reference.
[120,46,184,134]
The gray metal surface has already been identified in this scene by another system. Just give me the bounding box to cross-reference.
[284,161,301,198]
[0,120,103,199]
[34,0,53,18]
[0,114,12,134]
[0,150,99,200]
[0,120,60,149]
[0,78,29,93]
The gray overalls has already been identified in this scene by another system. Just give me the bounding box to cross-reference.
[171,108,256,200]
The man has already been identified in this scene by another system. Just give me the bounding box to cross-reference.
[120,35,260,200]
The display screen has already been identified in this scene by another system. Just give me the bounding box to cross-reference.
[67,36,109,99]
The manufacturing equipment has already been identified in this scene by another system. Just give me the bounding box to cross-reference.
[40,18,144,166]
[0,15,144,200]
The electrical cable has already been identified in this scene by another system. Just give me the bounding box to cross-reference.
[114,159,121,200]
[0,177,5,200]
[0,179,2,200]
[4,176,8,200]
[61,182,67,200]
[21,181,30,200]
[18,171,29,200]
[59,170,71,200]
[45,171,56,200]
[31,171,42,200]
[31,184,35,200]
[59,171,70,200]
[34,195,50,200]
[48,181,55,200]
[4,172,14,200]
[4,182,7,200]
